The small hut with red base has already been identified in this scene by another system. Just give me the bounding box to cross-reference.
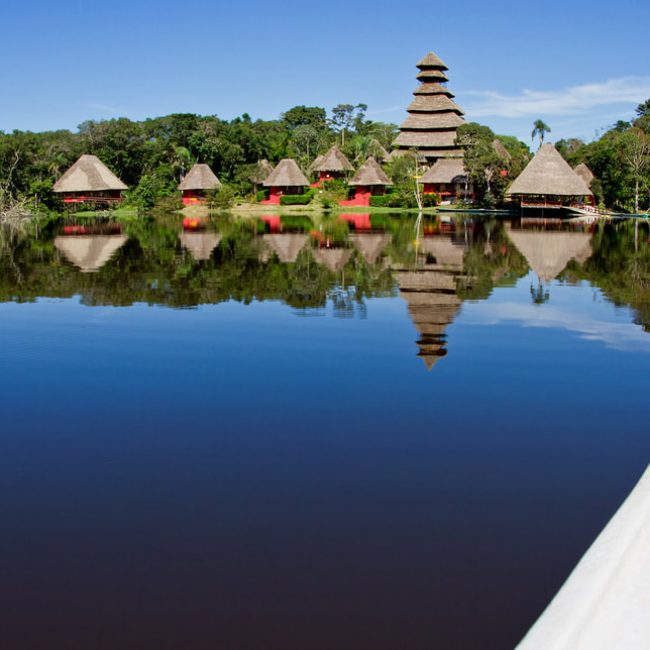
[311,146,354,186]
[419,159,472,203]
[53,155,127,204]
[340,157,392,207]
[262,159,310,204]
[178,164,222,205]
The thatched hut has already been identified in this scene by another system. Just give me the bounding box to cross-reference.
[311,146,353,184]
[54,234,128,272]
[506,225,593,282]
[506,143,593,209]
[179,232,221,261]
[340,157,392,207]
[178,164,222,205]
[53,155,128,204]
[419,158,471,202]
[574,163,594,188]
[492,139,512,162]
[393,52,466,162]
[261,159,309,204]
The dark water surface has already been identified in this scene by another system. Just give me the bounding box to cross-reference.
[1,214,648,649]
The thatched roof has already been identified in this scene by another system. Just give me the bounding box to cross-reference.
[369,139,390,162]
[407,95,464,114]
[178,164,221,191]
[349,157,393,187]
[492,139,512,161]
[401,113,465,130]
[261,233,308,263]
[349,233,392,265]
[308,154,325,173]
[311,248,352,273]
[394,131,459,149]
[417,52,448,70]
[419,237,466,268]
[413,83,454,97]
[419,159,467,185]
[416,70,449,82]
[53,155,128,193]
[179,232,221,261]
[506,227,593,282]
[506,144,593,197]
[263,159,309,187]
[574,163,594,187]
[54,235,128,272]
[312,145,354,173]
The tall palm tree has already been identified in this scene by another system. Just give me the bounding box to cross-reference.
[531,120,551,149]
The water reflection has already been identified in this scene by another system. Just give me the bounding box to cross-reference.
[54,233,128,273]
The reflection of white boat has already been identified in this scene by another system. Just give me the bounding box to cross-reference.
[54,234,128,273]
[179,232,221,261]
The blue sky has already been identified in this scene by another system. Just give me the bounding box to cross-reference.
[1,0,648,145]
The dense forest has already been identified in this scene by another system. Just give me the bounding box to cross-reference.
[0,100,648,212]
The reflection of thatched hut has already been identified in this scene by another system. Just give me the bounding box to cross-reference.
[419,236,466,268]
[573,163,594,188]
[178,164,221,205]
[54,235,128,272]
[393,52,466,161]
[341,157,392,206]
[261,233,309,263]
[262,159,310,204]
[506,225,593,282]
[349,233,392,265]
[312,146,354,182]
[179,232,221,261]
[53,155,128,204]
[506,144,593,207]
[311,248,352,273]
[419,158,469,201]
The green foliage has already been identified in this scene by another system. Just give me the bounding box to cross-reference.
[124,164,178,209]
[256,189,269,202]
[369,194,390,207]
[279,189,315,205]
[208,185,237,209]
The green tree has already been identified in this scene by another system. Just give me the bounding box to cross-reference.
[531,119,551,149]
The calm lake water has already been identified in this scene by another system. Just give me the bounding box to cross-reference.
[1,213,648,650]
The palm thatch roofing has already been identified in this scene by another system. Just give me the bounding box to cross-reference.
[179,232,221,261]
[407,95,464,115]
[312,145,354,173]
[506,144,593,197]
[416,70,449,82]
[311,248,352,273]
[178,164,222,191]
[309,154,325,173]
[263,159,309,187]
[261,233,309,263]
[414,83,454,97]
[492,139,512,161]
[506,226,593,282]
[417,52,448,70]
[574,163,594,187]
[54,235,128,272]
[401,113,465,130]
[369,139,390,162]
[419,159,467,185]
[53,155,128,193]
[417,148,464,159]
[394,131,459,149]
[349,157,393,187]
[349,233,392,265]
[250,159,275,183]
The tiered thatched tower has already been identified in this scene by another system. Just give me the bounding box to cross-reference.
[393,52,465,162]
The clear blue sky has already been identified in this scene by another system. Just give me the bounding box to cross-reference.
[1,0,648,145]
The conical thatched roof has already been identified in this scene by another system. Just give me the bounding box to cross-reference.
[492,139,512,161]
[261,233,309,263]
[178,164,221,191]
[349,233,392,265]
[54,235,128,272]
[401,113,465,130]
[413,83,454,97]
[506,144,593,197]
[179,232,221,261]
[53,155,128,193]
[250,159,275,183]
[394,131,458,149]
[416,70,449,83]
[349,157,393,187]
[407,95,465,115]
[309,154,325,173]
[419,159,467,185]
[312,145,354,173]
[574,163,594,188]
[506,226,593,282]
[263,159,309,187]
[417,52,448,70]
[311,248,352,273]
[370,140,390,162]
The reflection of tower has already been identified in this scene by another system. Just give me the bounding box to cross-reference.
[394,235,466,369]
[259,233,309,263]
[54,234,128,273]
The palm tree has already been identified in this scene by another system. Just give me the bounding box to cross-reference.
[531,120,551,149]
